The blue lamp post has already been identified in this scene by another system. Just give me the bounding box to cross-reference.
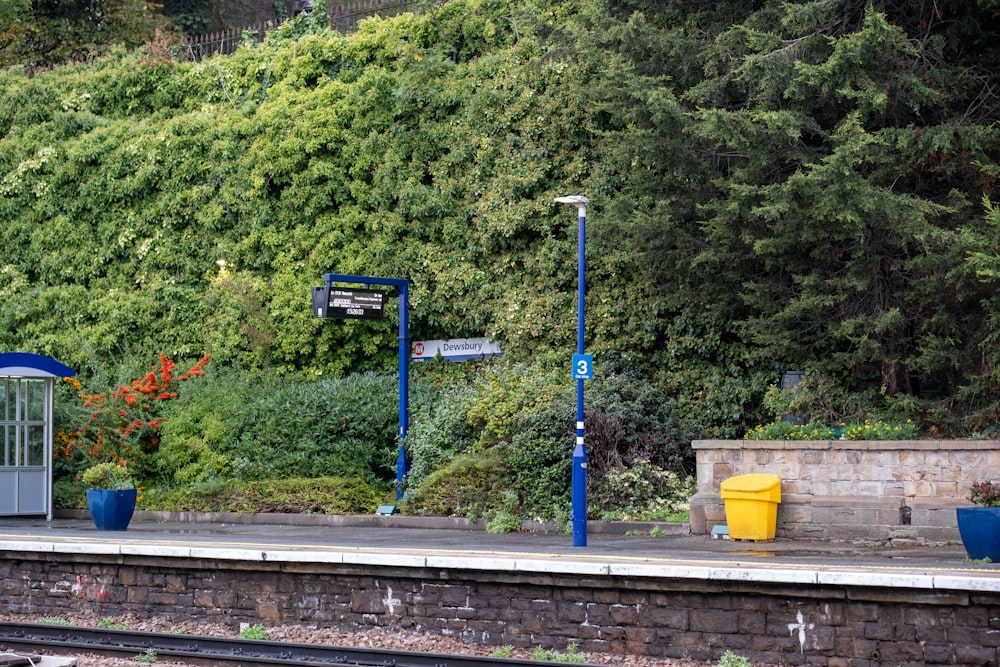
[554,194,589,547]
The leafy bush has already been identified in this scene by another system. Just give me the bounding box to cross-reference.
[484,489,522,533]
[746,418,918,440]
[146,476,387,514]
[589,460,694,520]
[57,355,210,484]
[239,624,268,640]
[841,419,918,440]
[744,420,837,440]
[440,362,696,522]
[717,650,751,667]
[585,368,694,475]
[760,374,880,426]
[531,644,588,663]
[81,461,135,490]
[153,369,398,486]
[403,379,479,490]
[403,454,502,518]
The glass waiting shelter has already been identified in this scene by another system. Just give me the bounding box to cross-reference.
[0,353,76,520]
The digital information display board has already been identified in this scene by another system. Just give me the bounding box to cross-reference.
[313,287,384,319]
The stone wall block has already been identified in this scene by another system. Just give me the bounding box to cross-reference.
[642,606,688,630]
[690,609,739,634]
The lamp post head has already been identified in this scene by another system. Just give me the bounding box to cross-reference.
[554,195,589,211]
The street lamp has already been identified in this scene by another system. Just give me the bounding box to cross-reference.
[554,195,589,547]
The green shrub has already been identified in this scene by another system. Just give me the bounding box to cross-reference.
[154,369,398,486]
[717,650,751,667]
[450,362,697,522]
[145,476,387,514]
[81,461,134,490]
[744,420,837,440]
[585,369,694,475]
[404,380,478,491]
[841,419,918,440]
[759,373,880,426]
[531,644,588,663]
[484,489,522,533]
[746,418,918,440]
[240,624,268,640]
[589,460,695,520]
[404,454,502,518]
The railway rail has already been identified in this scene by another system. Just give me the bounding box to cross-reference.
[0,622,564,667]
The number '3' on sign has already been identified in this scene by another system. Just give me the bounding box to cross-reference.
[572,354,593,380]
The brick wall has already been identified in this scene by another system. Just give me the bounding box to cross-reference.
[690,439,997,541]
[2,550,999,665]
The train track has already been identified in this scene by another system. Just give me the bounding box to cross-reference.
[0,622,568,667]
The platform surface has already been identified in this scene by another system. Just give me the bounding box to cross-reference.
[1,515,998,592]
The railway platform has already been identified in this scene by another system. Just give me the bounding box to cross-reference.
[0,512,997,591]
[4,512,1000,665]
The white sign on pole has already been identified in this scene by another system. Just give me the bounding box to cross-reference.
[412,338,501,362]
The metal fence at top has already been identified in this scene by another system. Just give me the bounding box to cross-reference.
[329,0,416,33]
[181,24,269,60]
[180,0,425,61]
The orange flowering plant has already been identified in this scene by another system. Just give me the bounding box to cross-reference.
[58,355,210,492]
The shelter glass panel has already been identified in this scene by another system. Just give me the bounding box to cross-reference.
[26,424,45,466]
[27,380,45,421]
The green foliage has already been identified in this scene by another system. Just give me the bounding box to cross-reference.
[744,421,837,441]
[717,650,751,667]
[99,617,130,630]
[759,373,882,427]
[5,0,1000,521]
[146,476,387,513]
[484,490,522,533]
[403,373,479,490]
[403,454,502,518]
[81,461,135,490]
[239,624,268,640]
[38,617,73,626]
[136,648,158,663]
[746,418,917,440]
[153,369,398,486]
[589,460,694,520]
[405,362,696,522]
[841,419,918,441]
[531,644,588,663]
[0,0,170,68]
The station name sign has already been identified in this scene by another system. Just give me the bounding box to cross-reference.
[312,286,385,320]
[412,338,501,362]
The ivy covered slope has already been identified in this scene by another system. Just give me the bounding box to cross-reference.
[2,0,1000,438]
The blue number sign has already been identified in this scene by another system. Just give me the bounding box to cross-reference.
[572,354,593,380]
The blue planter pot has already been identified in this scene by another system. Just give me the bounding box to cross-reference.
[86,488,137,531]
[956,506,1000,561]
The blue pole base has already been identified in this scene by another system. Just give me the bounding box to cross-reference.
[572,444,587,547]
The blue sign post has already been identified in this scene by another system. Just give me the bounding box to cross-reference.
[316,273,411,500]
[555,195,590,547]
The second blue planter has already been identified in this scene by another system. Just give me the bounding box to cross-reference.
[956,506,1000,561]
[86,488,137,531]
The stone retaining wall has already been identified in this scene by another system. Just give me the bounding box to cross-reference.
[690,439,998,541]
[2,550,999,666]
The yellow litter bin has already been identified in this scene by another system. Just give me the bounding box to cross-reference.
[719,473,781,541]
